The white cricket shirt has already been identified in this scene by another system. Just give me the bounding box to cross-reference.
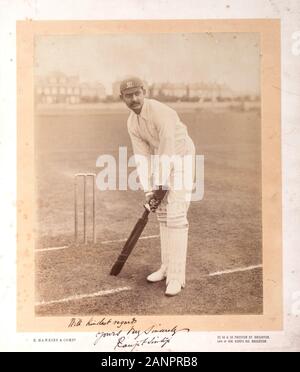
[127,98,193,191]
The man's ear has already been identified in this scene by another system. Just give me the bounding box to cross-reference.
[120,94,123,101]
[142,88,146,95]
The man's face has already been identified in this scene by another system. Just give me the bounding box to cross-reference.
[120,87,146,114]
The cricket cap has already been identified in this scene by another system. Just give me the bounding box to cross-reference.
[120,76,144,94]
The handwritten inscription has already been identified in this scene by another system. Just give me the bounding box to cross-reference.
[95,324,190,351]
[68,316,137,328]
[67,317,190,351]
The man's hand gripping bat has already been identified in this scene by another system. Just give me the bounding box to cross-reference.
[110,186,168,276]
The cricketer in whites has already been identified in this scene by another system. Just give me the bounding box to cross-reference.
[120,77,196,296]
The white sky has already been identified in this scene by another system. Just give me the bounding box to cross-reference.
[35,33,260,95]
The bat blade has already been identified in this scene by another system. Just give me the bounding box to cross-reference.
[110,209,149,276]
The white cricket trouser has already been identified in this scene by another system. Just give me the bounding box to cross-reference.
[154,136,195,289]
[156,136,195,228]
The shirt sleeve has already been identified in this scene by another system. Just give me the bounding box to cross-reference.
[128,122,152,192]
[152,104,178,186]
[155,107,177,157]
[128,125,151,157]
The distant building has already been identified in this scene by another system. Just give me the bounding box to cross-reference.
[151,82,187,98]
[162,83,187,97]
[189,83,206,98]
[95,82,106,100]
[151,83,161,97]
[35,72,106,104]
[188,82,234,101]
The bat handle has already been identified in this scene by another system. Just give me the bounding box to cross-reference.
[144,203,151,212]
[142,204,151,219]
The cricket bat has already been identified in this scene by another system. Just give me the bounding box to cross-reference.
[110,188,168,276]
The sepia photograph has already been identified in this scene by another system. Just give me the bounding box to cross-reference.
[16,19,282,333]
[0,0,298,353]
[33,31,262,316]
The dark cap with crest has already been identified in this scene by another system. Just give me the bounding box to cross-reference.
[120,77,144,94]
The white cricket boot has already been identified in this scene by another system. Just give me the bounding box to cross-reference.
[147,224,168,282]
[165,227,188,296]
